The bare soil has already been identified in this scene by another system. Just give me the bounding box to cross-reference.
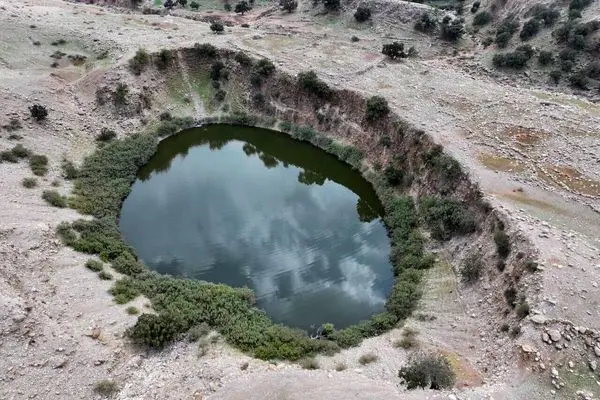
[1,0,600,399]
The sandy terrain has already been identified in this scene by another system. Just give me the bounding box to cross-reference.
[1,0,599,399]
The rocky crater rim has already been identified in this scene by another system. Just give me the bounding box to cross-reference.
[59,44,539,361]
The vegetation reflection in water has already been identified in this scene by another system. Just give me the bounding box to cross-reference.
[119,124,393,330]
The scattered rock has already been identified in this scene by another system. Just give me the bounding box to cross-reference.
[522,344,536,353]
[548,330,562,342]
[589,360,597,371]
[530,314,547,324]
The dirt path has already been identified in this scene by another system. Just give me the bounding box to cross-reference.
[1,1,599,399]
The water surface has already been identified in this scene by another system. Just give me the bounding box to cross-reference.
[119,124,393,330]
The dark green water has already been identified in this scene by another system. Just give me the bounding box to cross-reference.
[119,124,393,330]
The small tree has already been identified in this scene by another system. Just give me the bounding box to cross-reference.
[472,11,492,26]
[441,18,464,41]
[538,51,554,66]
[354,5,371,22]
[280,0,298,12]
[399,353,455,390]
[190,1,200,9]
[179,0,188,6]
[224,2,232,11]
[382,42,407,59]
[520,19,540,41]
[129,48,149,75]
[29,104,48,122]
[210,21,225,33]
[113,83,129,106]
[323,0,340,11]
[234,1,251,15]
[365,95,389,122]
[415,12,437,34]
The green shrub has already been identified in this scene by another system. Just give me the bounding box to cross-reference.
[473,11,492,26]
[538,51,554,66]
[29,104,48,122]
[354,5,371,22]
[549,69,562,84]
[335,362,347,371]
[415,12,437,34]
[569,69,589,90]
[98,270,113,280]
[395,327,419,349]
[385,269,423,320]
[297,71,331,98]
[42,190,67,208]
[495,18,519,48]
[384,165,403,186]
[511,326,521,337]
[516,302,530,318]
[22,177,37,188]
[441,18,464,41]
[494,229,510,258]
[111,253,144,275]
[460,253,483,283]
[365,95,389,122]
[62,160,78,180]
[569,0,592,11]
[154,49,173,70]
[126,306,140,315]
[11,144,31,158]
[86,259,104,272]
[530,5,560,27]
[323,0,340,11]
[97,128,117,142]
[520,19,540,41]
[504,287,517,307]
[194,43,218,57]
[190,0,199,9]
[422,145,462,184]
[210,21,225,33]
[110,278,141,304]
[215,89,227,101]
[129,48,149,75]
[256,58,275,76]
[493,48,533,69]
[113,83,129,106]
[186,323,210,342]
[382,42,407,59]
[234,51,253,66]
[399,353,455,390]
[500,323,510,332]
[299,358,320,369]
[419,197,476,241]
[94,380,118,396]
[358,353,378,365]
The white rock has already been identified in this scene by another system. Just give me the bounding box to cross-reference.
[595,346,600,357]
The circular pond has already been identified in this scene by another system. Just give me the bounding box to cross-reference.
[119,124,393,330]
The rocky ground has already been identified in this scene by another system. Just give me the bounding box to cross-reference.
[1,0,600,399]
